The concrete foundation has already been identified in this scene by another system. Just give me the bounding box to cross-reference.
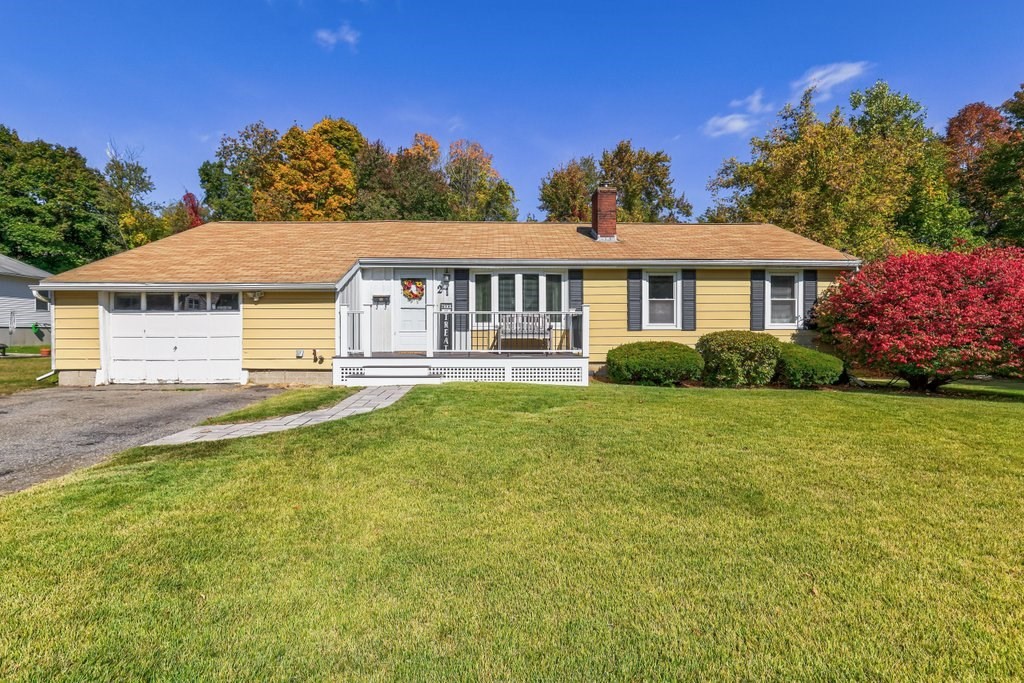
[4,327,50,347]
[247,369,333,386]
[58,370,97,387]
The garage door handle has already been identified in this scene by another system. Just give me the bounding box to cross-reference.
[173,345,177,351]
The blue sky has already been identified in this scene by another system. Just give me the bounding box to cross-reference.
[2,0,1023,218]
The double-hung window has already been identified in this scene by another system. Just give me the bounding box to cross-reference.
[643,272,678,328]
[765,272,801,328]
[471,272,568,322]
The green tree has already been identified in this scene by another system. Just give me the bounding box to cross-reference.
[445,140,518,221]
[0,125,114,272]
[538,156,599,221]
[707,82,975,259]
[976,84,1024,243]
[102,144,166,249]
[198,122,280,220]
[599,141,692,221]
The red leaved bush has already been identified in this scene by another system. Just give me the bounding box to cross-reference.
[816,247,1024,390]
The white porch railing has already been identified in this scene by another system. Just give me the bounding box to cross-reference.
[336,305,590,358]
[430,310,588,356]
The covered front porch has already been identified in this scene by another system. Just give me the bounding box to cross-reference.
[333,307,591,386]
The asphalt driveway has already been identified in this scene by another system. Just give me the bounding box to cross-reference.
[0,385,281,495]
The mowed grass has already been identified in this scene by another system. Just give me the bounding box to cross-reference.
[862,376,1024,401]
[1,383,1023,680]
[0,357,55,396]
[202,386,359,424]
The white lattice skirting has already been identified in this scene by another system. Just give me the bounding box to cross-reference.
[333,357,589,386]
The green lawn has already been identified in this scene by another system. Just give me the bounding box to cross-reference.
[202,386,359,425]
[1,383,1022,680]
[0,357,55,396]
[2,344,45,355]
[862,376,1024,401]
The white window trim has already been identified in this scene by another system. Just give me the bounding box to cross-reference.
[469,270,569,318]
[110,291,241,313]
[642,271,680,330]
[765,270,803,330]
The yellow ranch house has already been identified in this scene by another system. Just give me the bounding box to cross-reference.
[36,187,859,387]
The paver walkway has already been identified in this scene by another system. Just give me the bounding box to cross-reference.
[145,385,412,447]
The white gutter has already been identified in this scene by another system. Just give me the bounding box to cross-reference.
[356,257,862,269]
[34,282,337,292]
[31,289,55,377]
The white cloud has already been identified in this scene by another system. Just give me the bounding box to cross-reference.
[447,115,465,133]
[729,88,773,114]
[790,61,870,100]
[314,22,360,51]
[702,113,758,138]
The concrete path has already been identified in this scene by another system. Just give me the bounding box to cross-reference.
[145,385,413,447]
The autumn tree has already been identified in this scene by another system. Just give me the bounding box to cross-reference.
[707,82,974,259]
[254,124,356,221]
[817,247,1024,390]
[0,125,115,272]
[198,122,280,220]
[445,139,517,221]
[538,156,599,221]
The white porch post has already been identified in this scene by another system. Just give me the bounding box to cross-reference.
[337,304,348,357]
[362,303,372,357]
[581,304,591,358]
[425,303,435,358]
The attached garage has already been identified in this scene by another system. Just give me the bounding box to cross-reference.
[107,291,242,384]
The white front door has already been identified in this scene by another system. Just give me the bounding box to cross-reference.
[394,269,430,352]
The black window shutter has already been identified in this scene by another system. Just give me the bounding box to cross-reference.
[568,270,584,310]
[627,269,642,331]
[454,268,469,332]
[802,269,818,323]
[680,270,696,331]
[750,270,766,331]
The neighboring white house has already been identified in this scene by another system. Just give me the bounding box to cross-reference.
[0,254,52,347]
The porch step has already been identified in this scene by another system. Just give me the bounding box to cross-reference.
[362,364,434,377]
[344,374,444,387]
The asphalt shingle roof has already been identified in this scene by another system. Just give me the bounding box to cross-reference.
[44,221,858,285]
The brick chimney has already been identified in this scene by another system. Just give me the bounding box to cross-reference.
[591,183,617,241]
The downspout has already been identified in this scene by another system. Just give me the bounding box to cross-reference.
[32,289,56,381]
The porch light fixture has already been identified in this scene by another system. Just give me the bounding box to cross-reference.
[247,290,264,303]
[438,269,451,295]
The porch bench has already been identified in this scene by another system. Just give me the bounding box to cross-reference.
[495,314,553,352]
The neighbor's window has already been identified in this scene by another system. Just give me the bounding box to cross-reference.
[645,273,676,327]
[113,293,142,311]
[178,292,208,311]
[35,294,49,312]
[211,292,239,311]
[145,293,174,311]
[767,272,799,327]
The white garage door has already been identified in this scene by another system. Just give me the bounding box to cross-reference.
[108,293,242,384]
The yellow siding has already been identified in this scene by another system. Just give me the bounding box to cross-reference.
[242,290,335,370]
[53,291,100,370]
[584,268,844,363]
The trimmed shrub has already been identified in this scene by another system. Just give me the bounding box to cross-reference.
[775,344,844,388]
[606,341,704,386]
[696,331,781,387]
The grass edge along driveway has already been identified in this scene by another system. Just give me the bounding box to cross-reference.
[1,382,1022,680]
